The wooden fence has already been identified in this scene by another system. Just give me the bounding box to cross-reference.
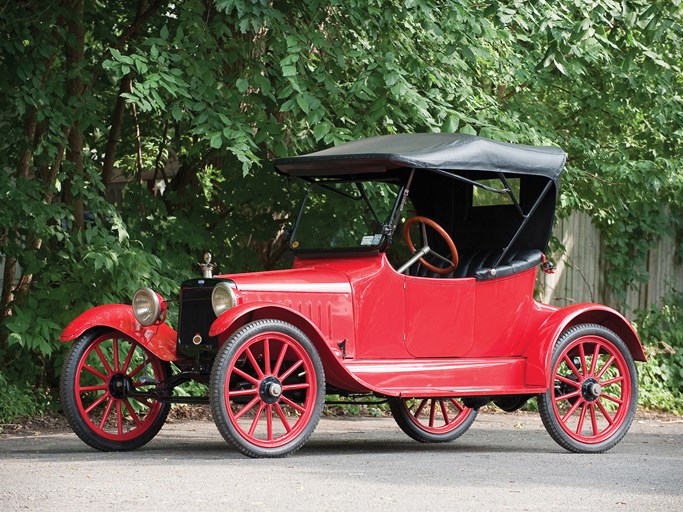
[538,212,683,319]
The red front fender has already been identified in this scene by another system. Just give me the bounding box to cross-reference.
[524,303,646,387]
[60,304,179,362]
[208,301,301,338]
[210,302,368,392]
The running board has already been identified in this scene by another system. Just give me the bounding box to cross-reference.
[343,357,545,397]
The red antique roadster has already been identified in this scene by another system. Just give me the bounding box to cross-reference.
[59,134,645,457]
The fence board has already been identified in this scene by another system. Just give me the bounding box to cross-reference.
[539,213,682,319]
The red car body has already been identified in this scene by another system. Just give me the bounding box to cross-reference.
[60,134,645,457]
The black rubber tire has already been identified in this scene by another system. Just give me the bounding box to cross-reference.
[210,319,325,458]
[538,323,638,453]
[60,329,171,451]
[388,397,477,443]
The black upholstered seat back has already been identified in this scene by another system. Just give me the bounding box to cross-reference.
[408,249,542,280]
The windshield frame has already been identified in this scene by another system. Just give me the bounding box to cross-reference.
[289,175,407,258]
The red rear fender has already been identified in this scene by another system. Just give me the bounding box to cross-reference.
[525,303,646,387]
[60,304,179,362]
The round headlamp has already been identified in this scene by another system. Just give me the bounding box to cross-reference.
[212,282,237,317]
[132,288,162,326]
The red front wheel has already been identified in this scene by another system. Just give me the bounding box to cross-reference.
[60,329,170,451]
[538,324,638,453]
[389,397,477,443]
[210,320,325,458]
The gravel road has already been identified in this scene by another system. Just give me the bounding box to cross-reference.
[1,412,681,511]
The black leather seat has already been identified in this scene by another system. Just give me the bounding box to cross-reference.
[410,249,542,281]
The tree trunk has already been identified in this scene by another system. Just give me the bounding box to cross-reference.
[0,106,39,330]
[65,0,85,232]
[103,75,131,198]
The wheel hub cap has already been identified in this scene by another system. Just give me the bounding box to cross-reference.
[259,376,283,404]
[268,382,282,397]
[108,373,134,399]
[582,378,602,401]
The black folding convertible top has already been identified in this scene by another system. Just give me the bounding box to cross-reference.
[274,133,566,187]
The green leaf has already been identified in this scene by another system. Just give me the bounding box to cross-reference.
[460,124,477,135]
[385,71,401,86]
[210,133,223,149]
[171,104,183,121]
[441,115,459,133]
[296,93,309,113]
[282,65,297,77]
[312,121,331,141]
[236,78,249,92]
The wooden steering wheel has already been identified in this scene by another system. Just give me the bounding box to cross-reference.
[402,216,459,275]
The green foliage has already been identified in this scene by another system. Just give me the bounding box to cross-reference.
[634,293,683,414]
[0,372,52,424]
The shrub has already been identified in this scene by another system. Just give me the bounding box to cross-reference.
[634,292,683,414]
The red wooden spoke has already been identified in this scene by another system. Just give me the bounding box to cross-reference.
[556,389,582,402]
[560,396,583,422]
[139,398,155,409]
[413,399,428,419]
[112,338,120,372]
[248,402,266,436]
[429,400,436,427]
[600,375,625,387]
[266,404,273,441]
[589,342,602,375]
[279,394,306,414]
[233,396,261,420]
[562,354,583,380]
[232,366,260,386]
[278,359,304,382]
[439,400,451,424]
[128,360,148,379]
[281,382,310,392]
[263,339,271,375]
[86,393,109,415]
[116,401,123,436]
[575,402,588,435]
[596,399,615,425]
[272,343,288,376]
[555,374,581,387]
[228,387,259,397]
[273,403,292,433]
[600,393,624,406]
[98,397,114,429]
[589,403,599,436]
[121,342,136,373]
[123,399,142,427]
[79,384,107,392]
[83,364,107,382]
[577,343,588,375]
[448,398,464,412]
[94,346,113,375]
[245,347,264,379]
[596,355,616,380]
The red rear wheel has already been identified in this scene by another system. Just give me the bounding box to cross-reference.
[538,324,638,453]
[389,397,477,443]
[60,330,170,451]
[210,320,325,457]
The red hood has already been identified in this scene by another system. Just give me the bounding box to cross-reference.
[220,267,352,294]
